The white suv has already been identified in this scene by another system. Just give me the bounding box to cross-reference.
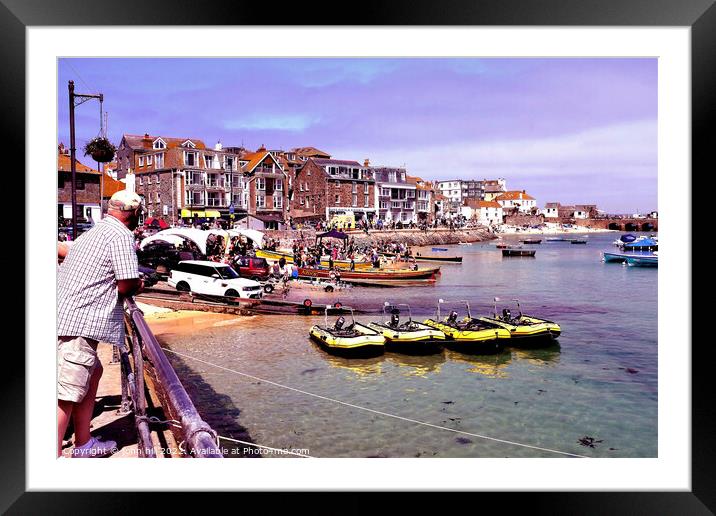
[168,260,263,299]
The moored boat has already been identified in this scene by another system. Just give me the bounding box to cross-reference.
[423,300,509,354]
[256,249,372,270]
[625,254,658,267]
[309,306,385,357]
[502,249,536,257]
[413,253,463,263]
[298,265,440,283]
[368,303,445,354]
[520,238,542,244]
[570,239,588,244]
[477,298,561,346]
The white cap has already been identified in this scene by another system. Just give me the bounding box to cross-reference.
[108,190,146,212]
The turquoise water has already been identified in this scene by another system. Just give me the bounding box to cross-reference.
[159,232,657,458]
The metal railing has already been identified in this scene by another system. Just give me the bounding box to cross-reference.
[122,297,222,458]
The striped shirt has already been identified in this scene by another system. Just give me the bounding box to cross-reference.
[57,215,139,345]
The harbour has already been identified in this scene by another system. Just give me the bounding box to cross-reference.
[144,231,657,458]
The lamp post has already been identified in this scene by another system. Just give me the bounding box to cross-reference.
[68,80,103,239]
[226,160,234,228]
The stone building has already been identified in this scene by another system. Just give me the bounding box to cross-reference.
[291,157,376,223]
[238,146,289,230]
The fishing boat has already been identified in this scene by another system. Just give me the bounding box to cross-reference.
[477,298,561,346]
[256,249,372,270]
[502,249,536,257]
[309,306,385,357]
[545,237,568,242]
[431,247,448,252]
[298,266,440,284]
[570,239,588,244]
[367,303,446,354]
[520,238,542,244]
[495,243,510,249]
[413,253,463,263]
[625,254,658,267]
[602,251,629,263]
[423,300,509,354]
[623,238,658,252]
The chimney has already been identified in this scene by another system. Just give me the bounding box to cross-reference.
[364,158,370,167]
[215,140,223,151]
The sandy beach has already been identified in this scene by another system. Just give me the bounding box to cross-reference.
[495,223,616,236]
[137,302,251,336]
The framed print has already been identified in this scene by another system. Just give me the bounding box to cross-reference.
[8,0,710,512]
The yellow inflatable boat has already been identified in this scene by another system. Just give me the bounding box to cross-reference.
[309,307,385,357]
[423,300,509,355]
[477,298,561,346]
[368,303,446,354]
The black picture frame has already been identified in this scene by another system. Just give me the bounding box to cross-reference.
[7,0,707,512]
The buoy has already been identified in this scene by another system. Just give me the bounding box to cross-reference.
[334,302,342,309]
[303,298,312,307]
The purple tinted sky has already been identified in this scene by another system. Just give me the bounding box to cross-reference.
[58,58,657,213]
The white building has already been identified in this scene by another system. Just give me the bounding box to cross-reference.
[543,202,560,218]
[494,190,537,213]
[461,200,503,225]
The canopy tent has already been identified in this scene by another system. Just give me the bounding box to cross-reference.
[316,229,349,250]
[227,228,264,249]
[144,217,170,230]
[149,228,228,255]
[316,229,348,240]
[620,234,637,243]
[139,233,187,250]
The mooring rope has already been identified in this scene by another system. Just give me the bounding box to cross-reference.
[162,347,588,459]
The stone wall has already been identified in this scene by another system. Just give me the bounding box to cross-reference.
[504,214,545,227]
[265,227,495,248]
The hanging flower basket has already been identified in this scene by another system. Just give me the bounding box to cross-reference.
[84,137,116,163]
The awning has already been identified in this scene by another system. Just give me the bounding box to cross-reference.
[181,209,207,218]
[205,210,221,218]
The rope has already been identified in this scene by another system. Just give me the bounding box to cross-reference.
[162,348,588,459]
[216,435,313,458]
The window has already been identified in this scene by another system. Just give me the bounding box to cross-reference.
[138,156,144,167]
[146,154,153,166]
[352,182,357,193]
[75,178,84,190]
[273,196,283,209]
[299,183,304,192]
[205,155,214,169]
[225,156,234,170]
[275,180,283,191]
[185,152,196,167]
[352,194,358,206]
[305,196,310,208]
[257,177,265,190]
[256,194,265,208]
[335,195,340,204]
[139,175,143,185]
[364,193,369,207]
[153,139,166,150]
[155,153,164,168]
[300,196,305,205]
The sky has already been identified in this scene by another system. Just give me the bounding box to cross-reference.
[58,58,657,213]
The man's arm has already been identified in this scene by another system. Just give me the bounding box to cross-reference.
[118,278,143,297]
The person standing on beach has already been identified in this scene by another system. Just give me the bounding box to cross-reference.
[57,190,145,458]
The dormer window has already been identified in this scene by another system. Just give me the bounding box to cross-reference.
[182,140,196,148]
[205,155,214,169]
[153,138,166,150]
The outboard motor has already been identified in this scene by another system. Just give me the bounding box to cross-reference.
[502,309,511,321]
[334,316,345,330]
[390,312,400,327]
[447,311,458,324]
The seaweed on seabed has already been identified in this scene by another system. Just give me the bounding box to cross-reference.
[162,341,260,458]
[577,436,603,448]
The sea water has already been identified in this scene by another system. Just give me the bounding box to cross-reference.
[157,232,657,458]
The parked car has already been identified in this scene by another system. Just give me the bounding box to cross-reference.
[167,260,263,299]
[137,241,200,274]
[138,265,161,288]
[230,255,271,281]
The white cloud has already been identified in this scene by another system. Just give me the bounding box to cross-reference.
[224,114,319,132]
[333,119,657,181]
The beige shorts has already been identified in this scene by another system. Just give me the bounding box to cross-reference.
[57,336,99,403]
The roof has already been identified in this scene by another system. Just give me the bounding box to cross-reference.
[241,150,283,173]
[102,174,125,198]
[464,199,501,209]
[495,191,535,201]
[122,134,207,151]
[58,151,98,174]
[312,158,363,168]
[545,202,560,208]
[292,146,331,158]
